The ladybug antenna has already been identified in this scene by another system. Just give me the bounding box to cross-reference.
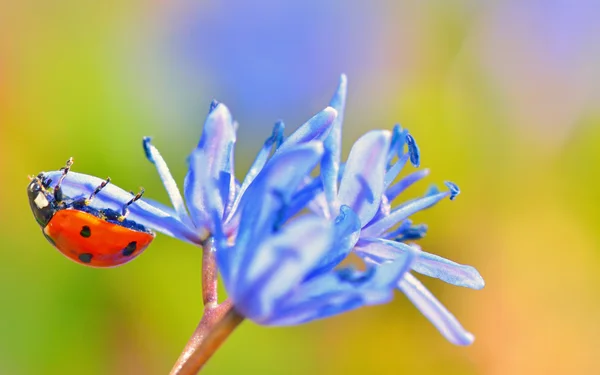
[54,157,74,203]
[119,188,145,220]
[86,177,111,204]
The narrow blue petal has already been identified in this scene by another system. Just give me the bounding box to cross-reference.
[221,142,325,290]
[321,74,348,215]
[306,189,330,219]
[142,197,180,217]
[362,191,449,237]
[281,177,323,222]
[184,103,236,228]
[184,150,219,229]
[265,245,417,326]
[42,171,203,244]
[337,130,391,224]
[233,216,334,323]
[190,150,228,235]
[276,107,337,153]
[355,238,485,289]
[304,205,361,280]
[399,273,475,345]
[142,137,192,227]
[383,153,409,190]
[387,125,403,165]
[386,169,430,202]
[228,121,285,223]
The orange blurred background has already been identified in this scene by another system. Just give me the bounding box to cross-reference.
[1,1,599,374]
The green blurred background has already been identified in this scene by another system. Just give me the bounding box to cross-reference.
[2,1,599,374]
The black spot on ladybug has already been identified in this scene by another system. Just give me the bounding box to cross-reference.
[80,226,91,238]
[78,253,93,263]
[122,241,137,257]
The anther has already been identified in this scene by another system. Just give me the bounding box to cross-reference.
[405,134,420,168]
[444,181,460,200]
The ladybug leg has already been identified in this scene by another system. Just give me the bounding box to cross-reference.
[54,157,74,203]
[119,188,145,221]
[86,177,111,205]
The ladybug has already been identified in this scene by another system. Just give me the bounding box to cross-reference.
[27,158,155,267]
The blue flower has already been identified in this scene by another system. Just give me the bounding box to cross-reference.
[312,75,484,345]
[38,77,481,346]
[140,101,337,243]
[211,140,420,325]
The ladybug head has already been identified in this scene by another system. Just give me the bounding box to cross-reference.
[27,174,57,227]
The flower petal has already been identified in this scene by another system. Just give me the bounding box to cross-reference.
[226,121,285,224]
[217,142,325,292]
[356,238,485,289]
[337,130,391,224]
[184,103,237,228]
[386,169,430,202]
[142,137,192,227]
[276,107,337,153]
[43,171,203,244]
[383,153,409,190]
[232,215,334,323]
[398,273,475,345]
[362,191,450,237]
[280,177,323,222]
[265,244,418,326]
[321,74,347,215]
[303,205,361,280]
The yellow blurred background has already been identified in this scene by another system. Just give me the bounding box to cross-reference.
[2,1,599,374]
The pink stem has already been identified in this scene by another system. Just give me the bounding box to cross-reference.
[169,238,244,375]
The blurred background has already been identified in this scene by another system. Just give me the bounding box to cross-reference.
[2,0,600,374]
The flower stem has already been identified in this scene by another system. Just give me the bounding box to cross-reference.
[170,305,244,375]
[201,237,218,308]
[169,237,244,375]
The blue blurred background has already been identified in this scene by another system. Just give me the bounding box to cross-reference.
[2,1,600,374]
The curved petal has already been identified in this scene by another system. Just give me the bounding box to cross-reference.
[227,121,285,223]
[265,244,418,326]
[142,137,192,227]
[218,142,325,291]
[384,153,409,189]
[276,107,337,153]
[184,103,237,228]
[356,238,485,289]
[386,169,430,202]
[303,205,361,280]
[321,74,348,215]
[43,171,203,244]
[362,191,450,237]
[337,130,391,224]
[233,216,333,323]
[281,177,323,222]
[399,273,475,345]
